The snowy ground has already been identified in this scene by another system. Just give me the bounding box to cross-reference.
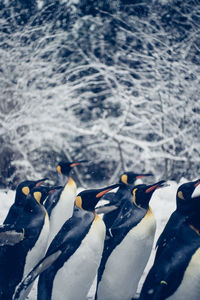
[0,180,183,299]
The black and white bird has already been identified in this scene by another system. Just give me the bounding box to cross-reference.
[3,178,48,225]
[0,185,55,300]
[45,160,86,245]
[96,181,166,300]
[13,183,120,300]
[97,171,153,233]
[139,180,200,300]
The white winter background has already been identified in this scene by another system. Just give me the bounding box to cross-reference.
[0,178,186,299]
[0,0,200,298]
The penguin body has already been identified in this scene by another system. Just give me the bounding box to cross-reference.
[13,184,120,300]
[45,161,85,246]
[139,181,200,300]
[47,177,77,245]
[0,187,50,299]
[22,185,62,276]
[139,223,200,300]
[96,181,166,300]
[167,246,200,300]
[97,209,156,300]
[48,209,105,300]
[155,179,200,259]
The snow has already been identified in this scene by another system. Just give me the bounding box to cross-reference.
[0,180,179,299]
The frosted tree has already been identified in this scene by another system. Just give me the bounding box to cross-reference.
[0,0,199,188]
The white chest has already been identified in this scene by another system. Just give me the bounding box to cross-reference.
[97,210,156,300]
[48,179,76,246]
[167,247,200,300]
[51,216,105,300]
[23,213,50,278]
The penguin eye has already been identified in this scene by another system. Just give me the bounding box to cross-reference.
[178,191,184,200]
[121,174,128,185]
[33,192,42,203]
[22,186,30,196]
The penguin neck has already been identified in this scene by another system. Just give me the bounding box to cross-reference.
[116,184,129,197]
[136,198,151,210]
[15,193,26,206]
[56,173,69,186]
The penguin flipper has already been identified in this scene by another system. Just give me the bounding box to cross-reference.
[44,189,63,216]
[101,192,116,201]
[0,224,25,246]
[13,250,62,300]
[95,204,118,214]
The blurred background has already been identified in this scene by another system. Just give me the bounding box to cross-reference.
[0,0,200,189]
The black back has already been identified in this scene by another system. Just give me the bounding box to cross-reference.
[0,194,46,299]
[139,222,200,300]
[37,206,94,300]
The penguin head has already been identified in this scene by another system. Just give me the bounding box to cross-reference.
[75,183,121,211]
[131,180,166,209]
[120,172,153,185]
[24,191,42,215]
[15,178,48,206]
[56,160,87,176]
[31,185,63,205]
[176,179,200,212]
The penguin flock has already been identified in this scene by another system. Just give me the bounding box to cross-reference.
[0,160,200,300]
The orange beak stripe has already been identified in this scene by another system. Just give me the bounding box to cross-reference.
[36,181,44,187]
[96,188,113,198]
[145,184,159,193]
[70,163,80,167]
[194,181,200,187]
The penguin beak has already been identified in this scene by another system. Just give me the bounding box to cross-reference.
[136,173,153,179]
[96,184,121,198]
[35,178,49,187]
[70,160,88,168]
[48,186,63,194]
[191,180,200,199]
[145,180,167,193]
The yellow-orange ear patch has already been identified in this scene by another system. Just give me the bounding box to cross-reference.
[75,196,82,208]
[132,188,138,206]
[56,165,62,174]
[121,174,128,185]
[22,186,30,196]
[33,191,42,203]
[178,191,184,200]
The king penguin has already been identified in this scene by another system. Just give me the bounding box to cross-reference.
[95,180,166,300]
[98,172,153,233]
[3,178,48,225]
[155,178,200,259]
[45,160,86,246]
[139,181,200,300]
[0,185,53,299]
[13,183,120,300]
